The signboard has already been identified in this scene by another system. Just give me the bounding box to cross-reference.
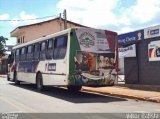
[118,30,144,46]
[118,44,136,58]
[148,40,160,61]
[72,28,118,85]
[48,63,56,71]
[75,28,116,53]
[144,25,160,39]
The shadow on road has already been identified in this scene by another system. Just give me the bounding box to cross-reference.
[10,82,127,103]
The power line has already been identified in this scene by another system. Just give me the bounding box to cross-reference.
[0,15,59,22]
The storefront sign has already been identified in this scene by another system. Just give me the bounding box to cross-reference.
[144,25,160,39]
[118,30,144,46]
[119,44,136,58]
[148,40,160,61]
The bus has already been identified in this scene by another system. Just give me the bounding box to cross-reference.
[7,27,118,91]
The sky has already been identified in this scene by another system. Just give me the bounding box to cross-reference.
[0,0,160,45]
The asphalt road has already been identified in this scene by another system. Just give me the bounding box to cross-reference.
[0,76,160,119]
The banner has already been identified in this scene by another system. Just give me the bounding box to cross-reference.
[144,25,160,39]
[148,40,160,61]
[118,30,144,46]
[118,44,136,58]
[73,28,118,85]
[75,28,115,53]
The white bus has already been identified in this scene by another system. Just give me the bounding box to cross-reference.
[7,27,118,91]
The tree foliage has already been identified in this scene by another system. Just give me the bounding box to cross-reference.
[0,36,8,58]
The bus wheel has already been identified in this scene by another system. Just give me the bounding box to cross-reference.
[67,85,82,92]
[14,72,20,85]
[36,73,43,91]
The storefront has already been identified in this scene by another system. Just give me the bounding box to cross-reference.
[118,25,160,85]
[118,29,144,83]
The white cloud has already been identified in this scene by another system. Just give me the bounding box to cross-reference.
[118,16,131,26]
[57,0,120,27]
[9,18,18,26]
[57,0,160,34]
[20,11,36,20]
[121,0,160,24]
[9,11,38,26]
[117,0,160,33]
[118,27,134,34]
[20,11,38,24]
[136,0,160,23]
[0,13,9,20]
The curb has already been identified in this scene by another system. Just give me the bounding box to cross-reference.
[0,75,7,78]
[116,84,160,92]
[82,88,160,103]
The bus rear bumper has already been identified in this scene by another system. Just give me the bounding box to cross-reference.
[72,73,116,86]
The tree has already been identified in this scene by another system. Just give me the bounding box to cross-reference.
[0,36,8,58]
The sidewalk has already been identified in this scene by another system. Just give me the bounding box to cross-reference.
[0,74,7,78]
[82,85,160,103]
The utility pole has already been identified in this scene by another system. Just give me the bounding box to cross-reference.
[59,13,62,31]
[63,9,67,29]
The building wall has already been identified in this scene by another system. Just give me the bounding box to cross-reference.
[138,37,160,85]
[124,36,160,85]
[16,20,81,44]
[124,57,138,84]
[118,57,124,74]
[118,25,160,85]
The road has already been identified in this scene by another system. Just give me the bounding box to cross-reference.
[0,76,160,118]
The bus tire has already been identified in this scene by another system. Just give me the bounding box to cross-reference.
[67,85,82,92]
[36,73,44,91]
[14,72,20,85]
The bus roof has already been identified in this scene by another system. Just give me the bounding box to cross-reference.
[13,27,117,50]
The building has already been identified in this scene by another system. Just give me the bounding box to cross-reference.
[118,29,144,75]
[118,25,160,85]
[5,45,13,51]
[0,45,14,74]
[10,17,87,44]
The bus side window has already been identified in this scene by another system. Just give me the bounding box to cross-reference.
[26,45,33,61]
[40,41,46,60]
[46,38,53,60]
[34,43,40,60]
[53,35,68,59]
[20,47,26,61]
[15,49,20,61]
